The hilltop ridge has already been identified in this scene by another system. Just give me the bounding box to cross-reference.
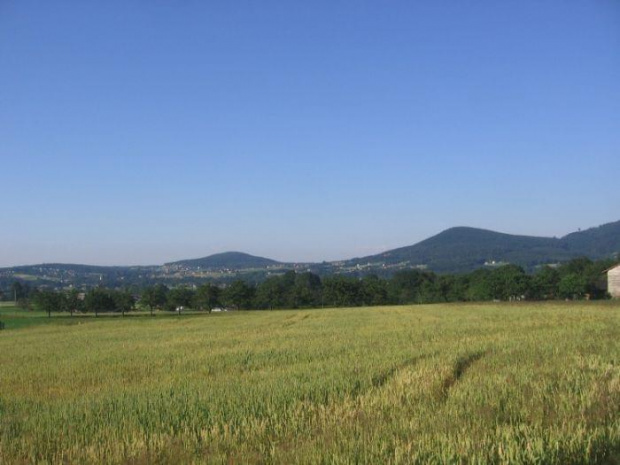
[1,220,618,290]
[166,252,281,269]
[345,220,620,273]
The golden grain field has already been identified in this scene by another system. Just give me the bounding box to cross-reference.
[0,302,618,464]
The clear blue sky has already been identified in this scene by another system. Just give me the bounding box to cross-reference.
[1,1,619,266]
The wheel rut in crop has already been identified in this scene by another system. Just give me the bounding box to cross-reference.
[370,353,433,390]
[281,313,312,328]
[437,350,487,402]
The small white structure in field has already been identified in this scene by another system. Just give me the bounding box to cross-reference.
[607,264,620,298]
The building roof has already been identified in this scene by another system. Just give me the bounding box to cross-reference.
[602,263,620,274]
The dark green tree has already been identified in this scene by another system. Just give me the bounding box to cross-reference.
[84,288,116,317]
[32,290,65,317]
[465,269,494,301]
[417,273,445,303]
[322,276,361,307]
[11,281,31,306]
[141,284,168,315]
[388,270,429,304]
[255,276,287,310]
[531,266,560,300]
[557,258,611,299]
[166,287,195,312]
[193,283,221,312]
[558,273,587,300]
[223,280,255,310]
[438,274,468,302]
[65,288,84,316]
[489,265,530,300]
[291,272,322,308]
[360,275,388,306]
[113,290,135,316]
[560,257,593,276]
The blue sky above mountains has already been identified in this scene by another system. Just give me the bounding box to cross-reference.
[1,1,618,266]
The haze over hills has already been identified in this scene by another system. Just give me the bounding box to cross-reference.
[1,220,618,290]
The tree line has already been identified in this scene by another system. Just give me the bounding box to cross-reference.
[15,257,616,316]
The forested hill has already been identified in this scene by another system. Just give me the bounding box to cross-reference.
[1,222,619,291]
[166,252,282,269]
[348,220,620,273]
[561,221,620,257]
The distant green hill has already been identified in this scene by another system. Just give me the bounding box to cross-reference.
[2,221,618,286]
[166,252,282,270]
[349,220,620,273]
[560,221,620,257]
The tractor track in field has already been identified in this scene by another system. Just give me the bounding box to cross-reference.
[437,350,487,403]
[370,352,436,389]
[281,313,312,328]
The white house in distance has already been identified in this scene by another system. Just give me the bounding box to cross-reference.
[607,264,620,298]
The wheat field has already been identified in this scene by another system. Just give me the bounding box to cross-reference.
[0,302,618,464]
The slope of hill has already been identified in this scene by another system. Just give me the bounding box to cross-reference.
[166,252,282,270]
[560,221,620,257]
[1,221,618,288]
[348,221,620,273]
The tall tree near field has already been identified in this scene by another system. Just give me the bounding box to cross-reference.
[113,290,135,316]
[291,272,322,308]
[141,284,168,316]
[84,288,116,317]
[65,289,83,316]
[255,276,287,310]
[193,283,221,312]
[360,275,388,306]
[32,290,65,317]
[322,276,361,307]
[531,266,560,300]
[465,269,494,301]
[558,273,588,300]
[166,286,195,312]
[222,280,255,310]
[11,281,31,302]
[489,265,530,300]
[388,270,428,304]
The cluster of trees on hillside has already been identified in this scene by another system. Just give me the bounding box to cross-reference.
[17,257,616,316]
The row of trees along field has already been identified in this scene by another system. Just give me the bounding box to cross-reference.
[17,257,617,316]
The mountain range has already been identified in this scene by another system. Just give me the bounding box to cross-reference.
[343,220,620,273]
[162,220,620,275]
[1,220,618,290]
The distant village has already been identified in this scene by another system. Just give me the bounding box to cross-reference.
[0,259,428,295]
